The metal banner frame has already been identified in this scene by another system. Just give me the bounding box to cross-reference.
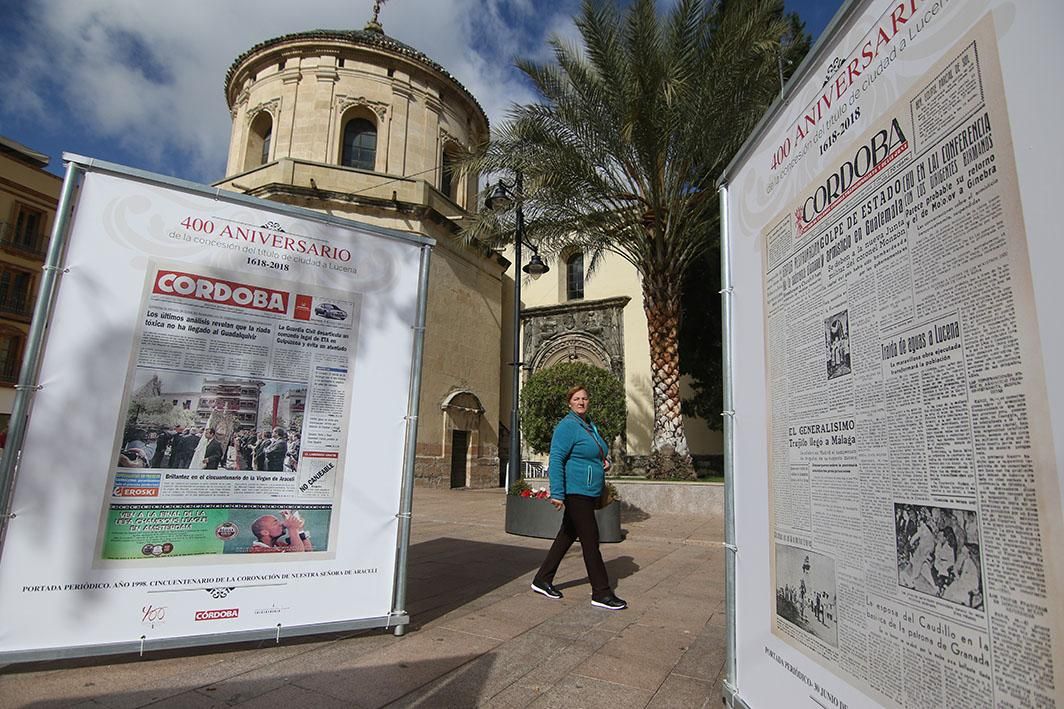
[717,5,864,705]
[0,154,433,661]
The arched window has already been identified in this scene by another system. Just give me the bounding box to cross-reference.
[245,111,273,171]
[0,328,24,383]
[260,125,272,166]
[342,118,377,170]
[566,252,584,300]
[440,150,456,201]
[440,143,465,204]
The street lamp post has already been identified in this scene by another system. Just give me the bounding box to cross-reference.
[486,171,548,491]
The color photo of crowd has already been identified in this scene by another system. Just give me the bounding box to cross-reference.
[116,371,306,474]
[118,426,301,473]
[895,503,983,609]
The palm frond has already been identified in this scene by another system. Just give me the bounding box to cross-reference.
[460,0,806,285]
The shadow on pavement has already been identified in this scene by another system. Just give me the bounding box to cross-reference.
[0,628,364,675]
[404,537,545,628]
[17,652,492,708]
[620,505,651,523]
[0,538,542,679]
[554,555,640,592]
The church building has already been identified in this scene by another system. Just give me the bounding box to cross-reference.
[215,11,719,487]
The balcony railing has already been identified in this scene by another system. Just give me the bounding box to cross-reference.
[0,222,48,260]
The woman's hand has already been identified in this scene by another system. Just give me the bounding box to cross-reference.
[603,458,611,472]
[549,498,564,510]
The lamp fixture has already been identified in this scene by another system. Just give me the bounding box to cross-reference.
[522,252,549,277]
[485,180,514,212]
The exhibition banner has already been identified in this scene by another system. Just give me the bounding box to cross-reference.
[722,1,1064,706]
[0,163,428,658]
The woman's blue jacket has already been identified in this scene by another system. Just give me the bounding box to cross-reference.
[548,411,607,500]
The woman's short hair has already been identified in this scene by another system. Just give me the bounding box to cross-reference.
[566,384,589,401]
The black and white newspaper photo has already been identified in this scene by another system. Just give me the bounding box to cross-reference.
[775,544,839,649]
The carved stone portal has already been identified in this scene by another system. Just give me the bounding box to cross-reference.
[522,296,629,381]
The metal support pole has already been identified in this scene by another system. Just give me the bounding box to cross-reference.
[391,244,432,636]
[506,171,524,490]
[0,160,81,559]
[719,183,748,708]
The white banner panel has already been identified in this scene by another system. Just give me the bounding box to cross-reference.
[725,1,1064,706]
[0,167,426,657]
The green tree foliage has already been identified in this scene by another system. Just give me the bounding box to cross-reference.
[126,375,197,431]
[259,414,286,432]
[466,0,809,477]
[678,4,808,430]
[679,248,724,429]
[520,362,626,455]
[130,396,197,430]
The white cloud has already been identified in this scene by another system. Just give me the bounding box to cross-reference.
[1,0,579,182]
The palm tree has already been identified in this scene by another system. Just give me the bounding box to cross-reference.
[466,0,807,477]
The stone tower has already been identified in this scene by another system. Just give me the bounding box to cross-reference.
[215,15,506,488]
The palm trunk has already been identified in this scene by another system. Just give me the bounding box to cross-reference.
[642,273,694,479]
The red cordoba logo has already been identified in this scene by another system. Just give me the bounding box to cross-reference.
[154,271,288,314]
[195,608,239,621]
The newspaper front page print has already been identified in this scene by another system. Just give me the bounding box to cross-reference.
[764,16,1063,708]
[97,262,360,564]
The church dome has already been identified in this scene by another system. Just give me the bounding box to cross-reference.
[223,28,486,126]
[220,22,488,214]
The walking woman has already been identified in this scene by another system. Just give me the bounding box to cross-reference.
[531,385,626,610]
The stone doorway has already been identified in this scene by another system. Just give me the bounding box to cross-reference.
[450,429,469,488]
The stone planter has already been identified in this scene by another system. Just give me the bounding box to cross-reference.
[504,495,623,543]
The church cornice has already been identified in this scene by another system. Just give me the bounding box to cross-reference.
[521,296,632,319]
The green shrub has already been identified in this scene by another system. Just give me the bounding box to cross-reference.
[520,362,625,454]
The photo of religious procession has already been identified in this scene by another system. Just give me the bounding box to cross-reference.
[896,503,983,609]
[116,370,306,473]
[775,544,838,647]
[825,309,851,380]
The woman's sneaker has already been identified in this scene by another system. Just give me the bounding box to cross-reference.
[531,580,563,599]
[591,594,627,610]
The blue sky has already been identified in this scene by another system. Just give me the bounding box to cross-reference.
[0,0,842,183]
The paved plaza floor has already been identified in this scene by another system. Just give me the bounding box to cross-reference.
[0,487,726,708]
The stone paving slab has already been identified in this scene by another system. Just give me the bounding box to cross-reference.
[0,487,726,709]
